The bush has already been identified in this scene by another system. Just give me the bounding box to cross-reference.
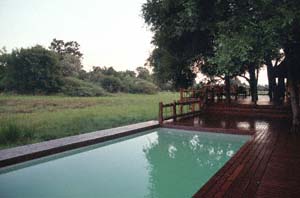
[0,77,5,92]
[100,76,123,93]
[119,77,157,94]
[4,45,62,94]
[130,80,158,94]
[61,77,106,96]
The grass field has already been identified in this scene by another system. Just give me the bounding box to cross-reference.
[0,92,178,149]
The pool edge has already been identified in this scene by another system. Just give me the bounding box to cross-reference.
[0,120,159,168]
[192,133,255,197]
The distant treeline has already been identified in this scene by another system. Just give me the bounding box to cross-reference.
[0,39,164,96]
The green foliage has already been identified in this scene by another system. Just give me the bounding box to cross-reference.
[78,69,89,80]
[0,48,8,91]
[99,66,118,76]
[59,54,83,77]
[49,38,83,58]
[136,66,152,81]
[49,39,84,78]
[100,76,123,93]
[206,0,284,77]
[148,48,195,89]
[61,77,106,96]
[127,79,158,94]
[143,0,300,87]
[142,0,214,89]
[0,122,35,146]
[87,66,158,94]
[122,70,136,78]
[4,45,62,94]
[0,39,162,95]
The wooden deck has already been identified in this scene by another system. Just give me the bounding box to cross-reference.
[163,113,300,197]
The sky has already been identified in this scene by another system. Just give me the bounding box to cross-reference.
[0,0,153,72]
[0,0,268,85]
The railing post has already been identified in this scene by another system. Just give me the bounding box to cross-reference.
[192,89,195,112]
[180,88,183,102]
[205,88,209,102]
[192,89,195,99]
[173,101,177,122]
[192,100,195,113]
[159,102,163,125]
[212,87,215,102]
[180,89,183,114]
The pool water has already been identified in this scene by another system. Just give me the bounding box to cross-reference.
[0,128,250,198]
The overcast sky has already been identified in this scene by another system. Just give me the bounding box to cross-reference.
[0,0,268,85]
[0,0,153,72]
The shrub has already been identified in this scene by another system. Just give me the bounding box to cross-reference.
[0,77,5,92]
[61,77,106,96]
[100,76,123,93]
[130,80,158,94]
[5,45,63,94]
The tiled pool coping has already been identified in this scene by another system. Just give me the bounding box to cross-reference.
[0,120,159,168]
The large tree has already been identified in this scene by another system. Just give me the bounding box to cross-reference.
[143,0,300,128]
[276,1,300,129]
[143,0,216,89]
[5,45,62,94]
[207,0,282,103]
[49,39,83,77]
[49,38,83,58]
[136,66,152,81]
[59,54,82,77]
[0,47,8,90]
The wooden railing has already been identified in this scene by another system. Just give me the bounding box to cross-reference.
[180,86,249,102]
[179,88,206,102]
[159,85,250,125]
[158,99,206,125]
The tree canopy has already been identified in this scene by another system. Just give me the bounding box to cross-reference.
[49,38,83,58]
[143,0,300,127]
[142,0,300,83]
[143,0,217,89]
[4,45,62,94]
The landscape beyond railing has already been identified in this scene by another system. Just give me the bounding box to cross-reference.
[179,87,249,103]
[158,99,206,125]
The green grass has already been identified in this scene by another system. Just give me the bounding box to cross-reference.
[0,92,178,149]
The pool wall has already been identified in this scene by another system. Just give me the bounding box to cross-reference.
[0,120,159,168]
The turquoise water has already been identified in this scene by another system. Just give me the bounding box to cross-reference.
[0,128,250,198]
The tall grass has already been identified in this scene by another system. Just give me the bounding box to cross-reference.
[0,92,178,149]
[0,122,35,146]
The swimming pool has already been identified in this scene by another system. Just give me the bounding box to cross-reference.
[0,128,250,198]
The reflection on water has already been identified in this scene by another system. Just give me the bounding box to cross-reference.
[143,129,250,198]
[237,121,251,130]
[255,121,269,131]
[188,115,271,133]
[167,145,177,158]
[0,128,250,198]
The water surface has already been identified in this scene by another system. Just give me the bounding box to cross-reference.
[0,128,250,198]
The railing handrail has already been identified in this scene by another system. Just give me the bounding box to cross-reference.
[159,97,207,125]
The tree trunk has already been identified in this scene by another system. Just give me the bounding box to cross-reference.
[288,78,299,130]
[287,62,300,131]
[225,75,231,103]
[266,59,275,101]
[278,77,285,104]
[249,65,258,103]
